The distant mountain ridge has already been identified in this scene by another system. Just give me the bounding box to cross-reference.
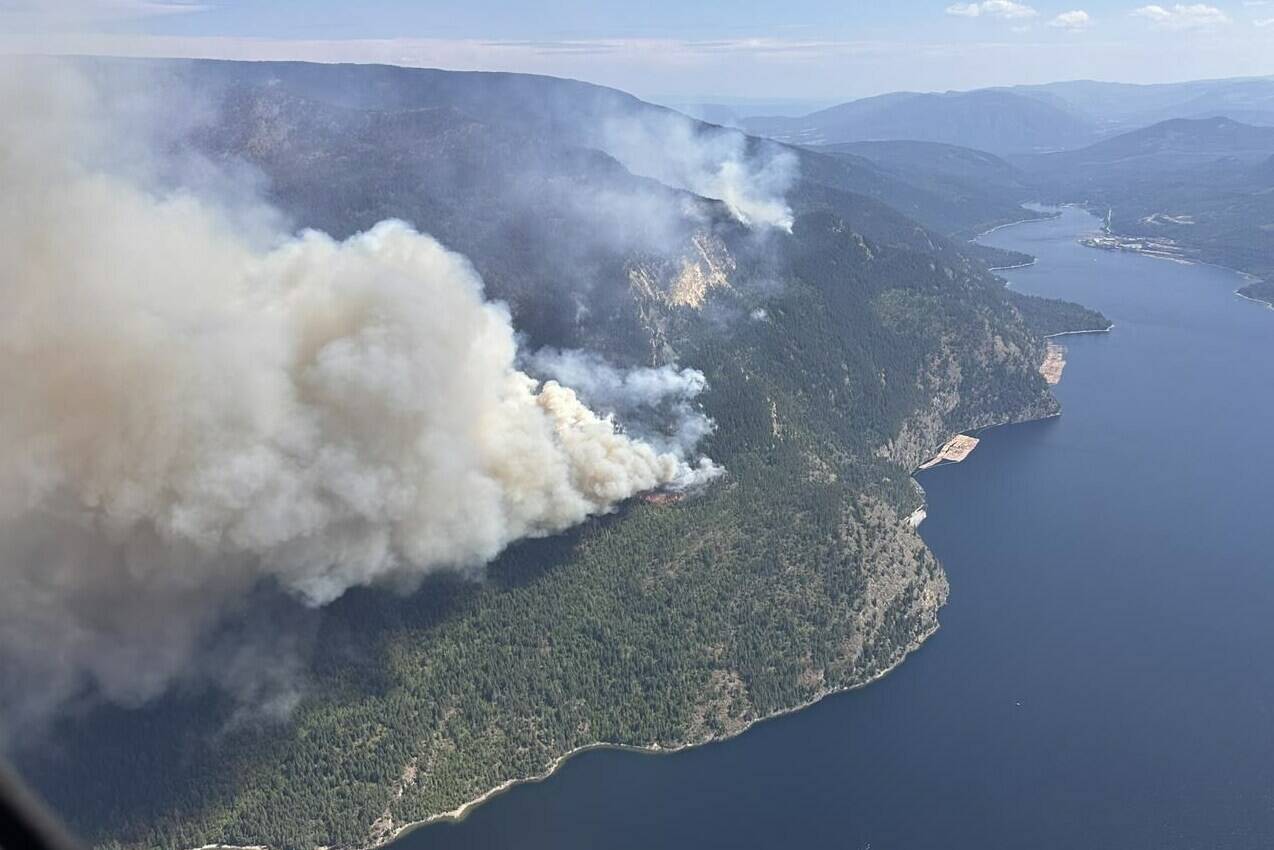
[743,89,1097,155]
[1013,116,1274,176]
[1005,76,1274,132]
[742,75,1274,155]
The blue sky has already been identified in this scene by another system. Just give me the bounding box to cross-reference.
[5,0,1273,101]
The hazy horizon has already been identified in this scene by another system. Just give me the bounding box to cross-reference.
[4,0,1274,102]
[6,49,1274,114]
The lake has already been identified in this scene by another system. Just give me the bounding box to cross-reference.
[396,207,1274,850]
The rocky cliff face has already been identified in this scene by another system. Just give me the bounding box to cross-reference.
[878,328,1059,474]
[627,231,737,363]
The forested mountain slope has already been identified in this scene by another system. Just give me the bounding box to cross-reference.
[1015,117,1274,177]
[18,60,1102,850]
[805,140,1039,239]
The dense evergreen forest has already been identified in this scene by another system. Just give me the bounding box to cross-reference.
[18,60,1106,850]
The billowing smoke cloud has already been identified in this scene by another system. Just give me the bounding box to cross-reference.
[525,349,720,479]
[600,111,797,232]
[0,64,716,730]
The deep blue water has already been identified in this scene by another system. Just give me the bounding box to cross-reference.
[399,207,1274,850]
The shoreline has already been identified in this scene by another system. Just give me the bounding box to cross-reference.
[969,210,1057,272]
[987,259,1037,272]
[197,209,1099,850]
[189,616,942,850]
[1235,288,1274,310]
[1044,325,1114,339]
[380,621,941,847]
[973,209,1059,239]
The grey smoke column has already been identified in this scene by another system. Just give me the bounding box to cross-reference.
[0,63,717,730]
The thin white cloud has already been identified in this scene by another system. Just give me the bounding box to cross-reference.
[0,0,207,30]
[9,31,1274,101]
[946,1,1038,19]
[95,0,206,11]
[0,33,903,69]
[1255,15,1274,23]
[1049,9,1092,28]
[1132,4,1231,29]
[4,0,207,14]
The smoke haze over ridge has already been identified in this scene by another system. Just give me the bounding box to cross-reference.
[0,61,725,732]
[601,111,797,231]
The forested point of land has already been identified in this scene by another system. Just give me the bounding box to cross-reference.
[1005,290,1113,337]
[1240,279,1274,308]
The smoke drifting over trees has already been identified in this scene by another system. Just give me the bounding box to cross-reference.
[601,111,797,231]
[0,63,737,732]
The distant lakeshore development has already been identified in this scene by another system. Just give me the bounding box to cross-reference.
[1081,232,1190,264]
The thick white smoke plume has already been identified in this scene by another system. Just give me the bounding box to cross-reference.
[525,349,720,482]
[0,65,716,727]
[601,111,797,232]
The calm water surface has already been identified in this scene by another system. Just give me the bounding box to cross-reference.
[400,207,1274,850]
